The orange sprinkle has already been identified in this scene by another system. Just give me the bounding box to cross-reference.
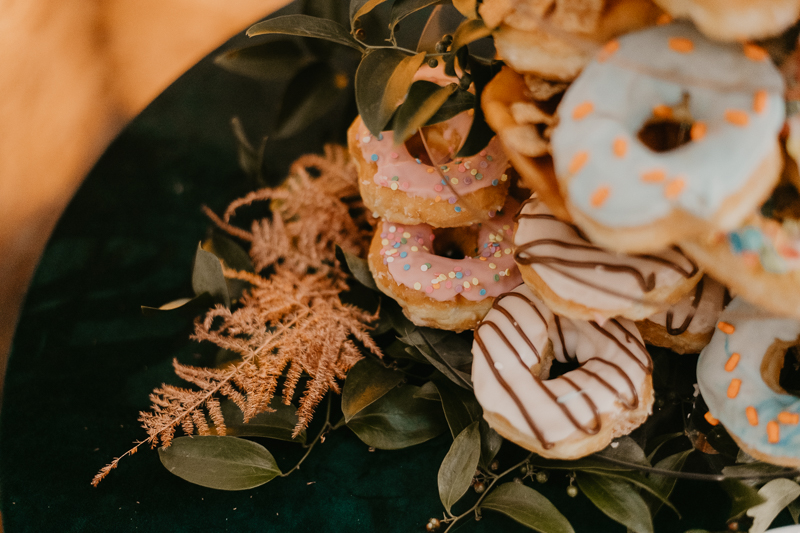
[656,13,672,25]
[569,151,589,174]
[433,283,440,289]
[741,251,760,269]
[598,40,620,62]
[746,406,759,426]
[613,137,628,158]
[690,122,707,141]
[704,412,719,426]
[435,195,441,202]
[653,104,673,119]
[725,109,750,127]
[727,378,742,399]
[669,37,694,54]
[590,186,611,208]
[572,101,594,120]
[778,412,800,425]
[744,43,769,62]
[753,90,768,114]
[641,169,666,183]
[725,352,740,372]
[717,321,735,334]
[768,420,780,443]
[664,178,686,200]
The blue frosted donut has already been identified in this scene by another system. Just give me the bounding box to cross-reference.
[698,297,800,466]
[551,22,785,252]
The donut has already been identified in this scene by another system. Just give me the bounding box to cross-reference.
[636,275,730,354]
[652,0,800,41]
[368,199,523,331]
[513,196,702,321]
[480,0,664,82]
[551,22,785,253]
[472,284,654,459]
[348,66,512,228]
[698,297,800,467]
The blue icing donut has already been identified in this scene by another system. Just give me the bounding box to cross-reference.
[551,22,785,229]
[698,297,800,465]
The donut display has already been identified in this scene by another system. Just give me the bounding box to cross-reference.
[698,297,800,467]
[551,22,785,253]
[472,284,654,459]
[513,196,701,321]
[368,198,522,331]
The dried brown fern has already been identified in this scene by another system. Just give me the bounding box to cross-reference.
[93,145,380,486]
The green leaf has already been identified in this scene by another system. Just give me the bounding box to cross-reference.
[347,384,446,449]
[452,0,477,18]
[646,449,692,516]
[220,399,306,444]
[159,436,281,490]
[788,497,800,524]
[595,437,650,467]
[141,293,213,316]
[481,483,575,533]
[336,246,378,290]
[438,421,481,512]
[246,15,363,52]
[342,357,404,421]
[274,62,344,139]
[722,478,766,519]
[455,110,495,157]
[390,0,443,34]
[646,431,684,463]
[393,80,458,145]
[229,116,267,183]
[399,327,472,389]
[205,232,254,273]
[414,381,441,401]
[192,244,230,307]
[384,299,417,337]
[214,40,308,82]
[722,462,790,481]
[576,471,654,533]
[590,470,679,517]
[747,479,800,533]
[432,379,481,439]
[426,88,475,125]
[479,419,503,470]
[350,0,392,26]
[449,18,490,54]
[356,49,427,135]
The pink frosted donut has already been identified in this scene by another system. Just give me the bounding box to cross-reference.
[349,65,513,228]
[368,198,523,331]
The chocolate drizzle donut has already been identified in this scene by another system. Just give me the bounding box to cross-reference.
[512,196,701,321]
[472,284,654,459]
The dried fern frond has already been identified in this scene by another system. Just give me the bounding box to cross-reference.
[93,146,381,486]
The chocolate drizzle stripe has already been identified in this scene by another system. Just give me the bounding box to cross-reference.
[589,320,652,373]
[553,315,570,362]
[560,376,601,434]
[666,277,705,335]
[575,361,638,409]
[474,325,553,448]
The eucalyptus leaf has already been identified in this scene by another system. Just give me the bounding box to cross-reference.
[205,232,254,273]
[384,299,417,337]
[576,471,654,533]
[722,462,790,481]
[588,470,679,516]
[722,478,766,519]
[449,18,490,53]
[356,49,427,135]
[481,482,575,533]
[141,293,213,316]
[214,40,308,82]
[192,244,230,307]
[646,449,692,516]
[159,436,281,490]
[390,0,443,34]
[455,109,495,157]
[342,357,404,421]
[350,0,392,26]
[230,116,266,182]
[426,88,475,125]
[274,62,344,139]
[415,381,441,401]
[246,15,363,52]
[479,419,503,469]
[452,0,477,18]
[347,384,446,449]
[393,80,458,145]
[747,478,800,533]
[528,455,636,473]
[432,379,481,438]
[595,437,650,467]
[788,497,800,524]
[220,399,306,444]
[438,421,481,512]
[399,327,472,389]
[646,431,684,463]
[336,246,378,290]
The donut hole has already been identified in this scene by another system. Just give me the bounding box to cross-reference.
[431,226,478,260]
[762,337,800,395]
[638,119,693,153]
[404,124,466,167]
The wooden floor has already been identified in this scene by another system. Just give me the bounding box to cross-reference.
[0,0,293,409]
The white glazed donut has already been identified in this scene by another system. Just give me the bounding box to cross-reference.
[472,284,654,459]
[551,22,785,253]
[698,297,800,467]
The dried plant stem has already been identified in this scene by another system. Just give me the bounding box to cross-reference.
[280,395,333,478]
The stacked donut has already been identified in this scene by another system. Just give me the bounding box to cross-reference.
[476,1,800,465]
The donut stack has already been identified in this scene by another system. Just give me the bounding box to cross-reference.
[476,1,800,465]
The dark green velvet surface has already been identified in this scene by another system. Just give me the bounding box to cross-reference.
[0,15,795,533]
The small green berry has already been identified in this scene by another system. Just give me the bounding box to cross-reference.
[490,460,499,471]
[435,42,446,53]
[513,477,522,484]
[567,485,578,498]
[428,58,439,69]
[426,518,441,531]
[474,481,485,494]
[536,471,549,484]
[442,34,453,45]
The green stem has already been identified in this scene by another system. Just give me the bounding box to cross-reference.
[280,396,333,477]
[442,454,533,532]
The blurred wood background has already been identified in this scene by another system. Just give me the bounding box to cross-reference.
[0,0,293,408]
